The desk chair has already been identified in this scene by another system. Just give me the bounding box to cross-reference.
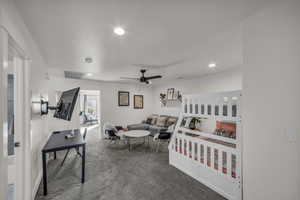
[103,123,125,144]
[61,128,87,166]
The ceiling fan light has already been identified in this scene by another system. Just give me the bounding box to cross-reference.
[209,62,217,68]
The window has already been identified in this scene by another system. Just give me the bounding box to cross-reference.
[80,93,99,125]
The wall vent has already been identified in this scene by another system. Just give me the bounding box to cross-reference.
[64,71,85,80]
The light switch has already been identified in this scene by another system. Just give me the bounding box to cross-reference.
[285,128,299,143]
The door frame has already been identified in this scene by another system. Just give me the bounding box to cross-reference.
[0,27,32,200]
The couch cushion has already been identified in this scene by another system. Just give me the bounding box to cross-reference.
[127,123,150,130]
[156,115,168,127]
[166,116,178,127]
[150,114,159,125]
[145,114,156,124]
[145,118,152,124]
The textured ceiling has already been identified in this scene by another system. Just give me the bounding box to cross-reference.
[15,0,265,83]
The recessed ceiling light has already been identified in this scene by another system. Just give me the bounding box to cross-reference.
[208,62,217,68]
[114,27,125,36]
[86,73,93,77]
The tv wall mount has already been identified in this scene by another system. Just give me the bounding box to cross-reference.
[40,99,61,115]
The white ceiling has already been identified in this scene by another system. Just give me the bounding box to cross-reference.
[15,0,263,83]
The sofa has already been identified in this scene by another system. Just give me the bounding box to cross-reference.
[127,114,178,136]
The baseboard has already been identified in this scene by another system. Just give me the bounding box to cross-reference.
[32,132,53,200]
[32,170,42,200]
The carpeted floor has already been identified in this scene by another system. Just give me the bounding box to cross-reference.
[35,127,226,200]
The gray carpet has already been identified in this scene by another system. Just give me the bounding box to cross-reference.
[35,128,226,200]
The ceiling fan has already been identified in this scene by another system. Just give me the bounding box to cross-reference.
[120,69,162,84]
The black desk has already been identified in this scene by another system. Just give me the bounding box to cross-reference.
[42,129,86,196]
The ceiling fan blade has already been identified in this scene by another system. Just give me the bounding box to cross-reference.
[145,75,162,80]
[120,77,139,80]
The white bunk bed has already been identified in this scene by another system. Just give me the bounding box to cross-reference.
[169,90,242,200]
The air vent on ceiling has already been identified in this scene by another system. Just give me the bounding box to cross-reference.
[176,76,185,80]
[64,71,85,80]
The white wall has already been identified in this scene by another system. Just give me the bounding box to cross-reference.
[0,2,5,199]
[0,0,50,198]
[152,69,242,116]
[46,76,154,132]
[243,1,300,200]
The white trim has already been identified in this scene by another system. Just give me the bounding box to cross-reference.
[0,27,9,200]
[0,27,32,200]
[23,60,31,200]
[14,55,25,200]
[0,27,6,200]
[32,131,52,199]
[32,170,42,199]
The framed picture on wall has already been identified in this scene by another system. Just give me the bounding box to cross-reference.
[134,95,143,109]
[118,91,130,106]
[167,88,174,100]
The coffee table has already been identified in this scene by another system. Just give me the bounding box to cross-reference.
[123,130,151,151]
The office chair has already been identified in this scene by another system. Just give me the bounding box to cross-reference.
[103,123,125,144]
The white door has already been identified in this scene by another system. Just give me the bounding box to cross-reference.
[0,28,30,200]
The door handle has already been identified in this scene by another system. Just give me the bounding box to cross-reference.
[14,142,21,147]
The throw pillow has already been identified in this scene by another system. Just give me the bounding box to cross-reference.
[151,117,157,125]
[145,118,152,124]
[150,114,159,125]
[166,117,178,127]
[156,116,168,127]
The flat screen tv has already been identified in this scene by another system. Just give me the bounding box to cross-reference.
[53,87,80,121]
